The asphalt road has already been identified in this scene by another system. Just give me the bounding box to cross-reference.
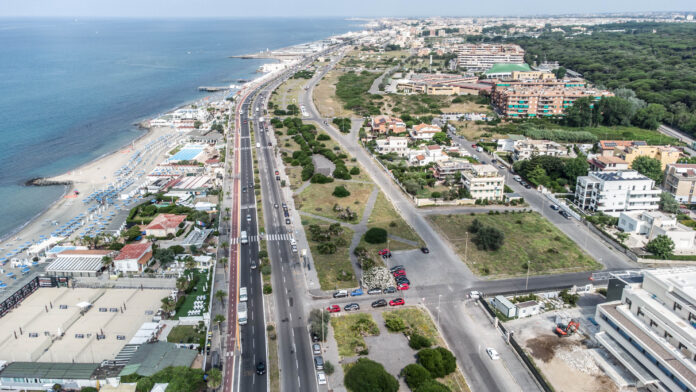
[658,124,696,156]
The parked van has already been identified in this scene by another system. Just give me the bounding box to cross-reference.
[240,287,248,302]
[240,231,248,244]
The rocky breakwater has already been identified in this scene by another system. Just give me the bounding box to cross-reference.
[25,178,73,187]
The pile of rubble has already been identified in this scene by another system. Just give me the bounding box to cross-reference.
[557,345,602,376]
[362,267,395,289]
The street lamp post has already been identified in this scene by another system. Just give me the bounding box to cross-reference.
[525,260,531,291]
[437,294,442,326]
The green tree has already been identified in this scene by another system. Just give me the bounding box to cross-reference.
[364,228,388,244]
[598,96,634,126]
[563,157,589,184]
[161,297,176,316]
[215,290,227,306]
[564,97,595,127]
[473,226,505,251]
[646,235,675,259]
[633,103,667,130]
[207,368,222,390]
[214,314,225,332]
[432,132,450,145]
[123,225,143,241]
[631,156,663,182]
[415,380,452,392]
[659,192,679,213]
[553,66,567,79]
[350,166,361,175]
[309,309,331,341]
[402,363,432,390]
[417,347,456,378]
[344,358,399,392]
[527,166,550,187]
[409,333,432,350]
[332,185,351,197]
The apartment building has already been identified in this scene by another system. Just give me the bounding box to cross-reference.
[455,44,525,71]
[618,210,695,251]
[664,164,696,204]
[433,159,472,180]
[595,268,696,392]
[614,145,681,170]
[599,140,648,157]
[410,123,442,141]
[370,115,407,135]
[574,170,660,216]
[512,139,567,161]
[491,79,613,118]
[588,156,630,172]
[395,73,480,95]
[462,164,504,201]
[375,137,409,157]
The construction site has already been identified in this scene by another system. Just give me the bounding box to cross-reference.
[0,287,169,363]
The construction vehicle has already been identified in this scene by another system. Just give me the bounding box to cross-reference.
[555,319,580,337]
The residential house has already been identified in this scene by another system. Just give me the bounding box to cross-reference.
[433,160,472,180]
[114,242,153,273]
[598,140,647,157]
[496,135,527,152]
[663,164,696,204]
[574,171,660,216]
[410,123,442,141]
[512,139,567,161]
[375,137,409,157]
[614,144,681,170]
[462,164,504,201]
[370,115,407,135]
[145,214,187,238]
[618,210,695,251]
[408,145,448,166]
[588,156,630,172]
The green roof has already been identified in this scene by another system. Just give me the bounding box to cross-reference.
[119,342,198,377]
[0,362,99,380]
[484,63,532,75]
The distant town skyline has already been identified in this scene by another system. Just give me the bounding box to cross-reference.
[1,0,694,18]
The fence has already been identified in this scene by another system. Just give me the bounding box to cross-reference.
[583,221,639,261]
[478,297,554,392]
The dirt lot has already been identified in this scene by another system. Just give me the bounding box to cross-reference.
[505,298,618,392]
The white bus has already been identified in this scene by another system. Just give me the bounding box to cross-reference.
[238,302,248,325]
[239,287,248,302]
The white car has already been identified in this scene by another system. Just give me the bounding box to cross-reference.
[317,371,327,385]
[486,347,500,360]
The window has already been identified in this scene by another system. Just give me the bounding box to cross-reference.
[637,306,643,317]
[650,319,658,328]
[674,302,682,311]
[59,304,68,309]
[117,335,126,340]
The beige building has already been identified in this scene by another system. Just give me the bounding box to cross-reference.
[614,145,681,170]
[509,70,556,80]
[664,164,696,204]
[512,139,567,161]
[588,156,630,172]
[462,164,504,201]
[455,44,525,71]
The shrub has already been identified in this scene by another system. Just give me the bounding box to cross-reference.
[333,185,351,198]
[344,358,399,392]
[415,380,452,392]
[472,226,504,251]
[364,227,387,244]
[324,360,335,375]
[350,166,361,175]
[409,333,432,350]
[384,315,406,332]
[311,173,334,184]
[260,265,272,275]
[417,347,456,378]
[402,364,432,390]
[436,347,457,375]
[317,134,330,141]
[263,284,272,294]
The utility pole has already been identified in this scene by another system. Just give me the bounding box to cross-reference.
[464,232,469,263]
[525,260,531,291]
[437,294,442,326]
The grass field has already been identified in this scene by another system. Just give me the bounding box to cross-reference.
[366,192,422,246]
[166,325,204,344]
[428,211,601,278]
[383,307,471,392]
[294,181,374,224]
[314,70,353,118]
[331,313,380,358]
[270,78,305,112]
[302,216,357,290]
[174,270,209,319]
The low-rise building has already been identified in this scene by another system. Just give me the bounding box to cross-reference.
[491,295,516,318]
[618,211,695,251]
[598,140,647,157]
[410,123,442,141]
[114,242,153,273]
[663,164,696,204]
[512,139,567,161]
[516,300,541,318]
[370,115,407,135]
[45,250,114,278]
[375,137,409,156]
[145,214,187,238]
[588,155,630,172]
[462,164,504,201]
[408,145,448,166]
[595,268,696,392]
[614,144,681,170]
[574,171,660,216]
[483,63,532,79]
[433,160,472,180]
[496,135,527,152]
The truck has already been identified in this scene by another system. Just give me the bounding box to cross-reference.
[240,230,248,245]
[239,287,248,302]
[238,302,248,325]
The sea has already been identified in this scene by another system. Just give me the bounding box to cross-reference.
[0,18,362,239]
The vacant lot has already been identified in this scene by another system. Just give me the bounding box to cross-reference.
[270,78,305,111]
[314,70,353,118]
[331,313,380,357]
[428,212,601,277]
[295,181,373,224]
[302,216,356,290]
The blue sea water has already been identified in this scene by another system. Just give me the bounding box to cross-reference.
[0,18,361,238]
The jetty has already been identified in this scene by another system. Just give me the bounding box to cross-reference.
[25,178,72,187]
[198,86,229,92]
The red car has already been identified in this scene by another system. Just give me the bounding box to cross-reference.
[275,170,279,175]
[326,305,340,313]
[397,283,410,291]
[471,144,477,148]
[378,249,391,256]
[389,298,405,306]
[392,270,406,277]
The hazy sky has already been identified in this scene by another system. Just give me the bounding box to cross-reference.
[2,0,694,18]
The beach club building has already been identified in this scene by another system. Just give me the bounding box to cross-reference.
[46,250,115,278]
[145,214,187,238]
[113,242,153,273]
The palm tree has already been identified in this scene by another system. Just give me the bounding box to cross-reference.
[160,297,175,317]
[214,314,226,332]
[184,255,197,270]
[176,277,190,293]
[214,290,227,306]
[101,256,113,271]
[218,257,228,272]
[207,368,222,390]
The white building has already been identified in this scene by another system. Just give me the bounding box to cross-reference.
[595,268,696,392]
[512,139,568,161]
[462,164,504,201]
[409,123,442,141]
[574,171,660,216]
[496,135,527,152]
[375,137,409,157]
[408,145,448,166]
[516,300,541,318]
[491,295,516,318]
[618,211,695,251]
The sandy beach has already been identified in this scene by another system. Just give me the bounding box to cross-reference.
[0,125,180,261]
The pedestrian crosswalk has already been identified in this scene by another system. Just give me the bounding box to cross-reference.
[265,233,294,241]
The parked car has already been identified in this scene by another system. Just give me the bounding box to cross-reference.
[469,290,481,299]
[486,348,500,360]
[274,203,278,208]
[242,187,247,193]
[317,371,327,385]
[333,290,348,298]
[367,288,382,295]
[513,175,522,182]
[389,265,404,272]
[378,249,392,258]
[351,288,364,296]
[314,356,324,370]
[420,247,430,254]
[389,298,405,306]
[372,299,388,308]
[311,332,320,342]
[471,144,477,148]
[268,142,272,146]
[383,286,397,294]
[395,277,410,285]
[397,282,410,291]
[344,303,360,311]
[524,184,532,189]
[312,343,321,355]
[392,270,406,277]
[550,204,559,211]
[282,203,287,209]
[275,170,279,175]
[326,305,340,313]
[560,210,571,219]
[256,361,266,375]
[285,218,291,225]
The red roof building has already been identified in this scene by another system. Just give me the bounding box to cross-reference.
[114,242,153,273]
[145,214,187,237]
